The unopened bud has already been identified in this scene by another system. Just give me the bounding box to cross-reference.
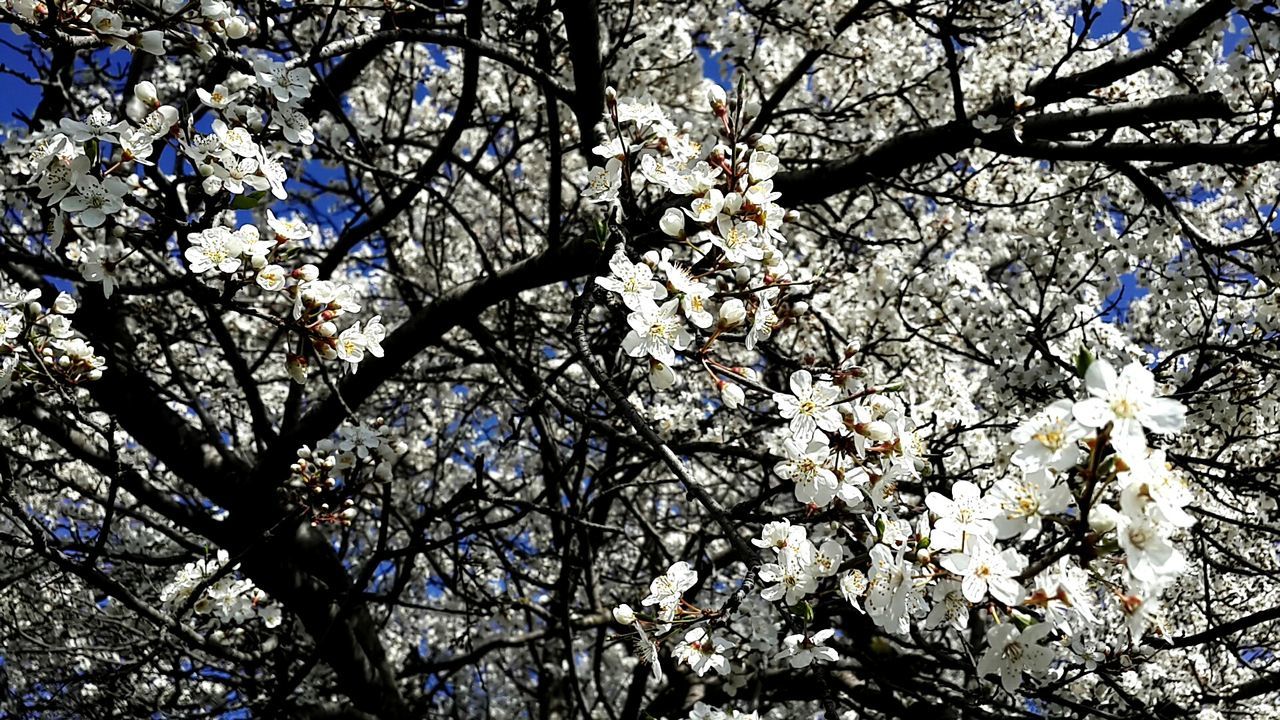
[719,381,745,408]
[718,298,747,328]
[612,604,636,625]
[133,81,159,106]
[1089,504,1119,534]
[659,207,685,238]
[707,84,727,112]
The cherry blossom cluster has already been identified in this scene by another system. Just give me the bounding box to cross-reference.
[615,356,1190,697]
[159,550,281,630]
[287,420,407,526]
[586,87,805,397]
[6,0,260,50]
[17,66,316,304]
[6,0,165,53]
[33,88,178,236]
[597,91,1195,699]
[684,703,759,720]
[611,561,722,681]
[185,58,314,201]
[1008,359,1191,638]
[183,210,385,380]
[0,285,105,393]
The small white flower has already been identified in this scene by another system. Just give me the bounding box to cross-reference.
[1116,513,1185,586]
[685,189,724,223]
[1073,360,1186,450]
[197,83,239,110]
[711,216,763,264]
[865,543,926,636]
[925,579,970,631]
[583,158,623,205]
[185,227,246,275]
[774,439,838,507]
[621,299,692,365]
[256,264,286,291]
[773,370,842,443]
[839,570,868,612]
[1011,399,1087,472]
[759,546,817,605]
[777,628,838,668]
[212,119,258,158]
[939,539,1024,605]
[272,104,314,145]
[335,327,367,365]
[747,151,779,181]
[753,519,807,552]
[641,561,697,621]
[977,622,1055,694]
[925,480,999,551]
[990,469,1072,541]
[594,250,667,311]
[1118,449,1195,529]
[255,59,313,102]
[673,627,732,677]
[136,105,179,140]
[362,316,386,358]
[267,211,313,241]
[59,107,126,144]
[59,176,129,228]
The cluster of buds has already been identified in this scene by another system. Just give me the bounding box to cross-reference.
[586,86,813,396]
[0,288,106,393]
[286,420,406,526]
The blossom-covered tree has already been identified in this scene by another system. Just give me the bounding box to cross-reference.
[2,0,1279,718]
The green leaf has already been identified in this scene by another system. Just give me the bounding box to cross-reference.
[231,191,267,210]
[797,600,814,624]
[1074,345,1094,379]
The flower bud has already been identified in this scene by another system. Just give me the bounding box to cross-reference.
[720,381,745,408]
[286,354,309,384]
[294,264,319,282]
[865,420,894,442]
[707,84,727,112]
[659,207,685,238]
[224,16,249,39]
[316,321,337,337]
[1089,504,1119,534]
[134,81,159,106]
[612,604,636,625]
[718,298,747,328]
[649,360,676,390]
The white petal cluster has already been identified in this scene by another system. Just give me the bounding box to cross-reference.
[159,550,281,630]
[288,419,408,526]
[587,88,806,391]
[0,285,105,394]
[604,117,1197,699]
